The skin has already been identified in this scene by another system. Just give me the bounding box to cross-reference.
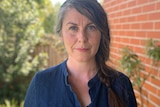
[61,8,101,107]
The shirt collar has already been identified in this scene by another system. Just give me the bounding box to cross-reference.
[62,59,100,88]
[88,73,99,88]
[61,59,69,86]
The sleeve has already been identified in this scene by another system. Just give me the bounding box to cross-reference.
[24,74,37,107]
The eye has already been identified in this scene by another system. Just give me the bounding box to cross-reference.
[87,24,97,31]
[69,26,78,31]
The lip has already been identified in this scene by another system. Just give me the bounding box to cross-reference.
[75,48,89,52]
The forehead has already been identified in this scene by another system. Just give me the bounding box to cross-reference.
[62,8,92,25]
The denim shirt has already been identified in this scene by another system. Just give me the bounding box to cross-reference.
[24,60,137,107]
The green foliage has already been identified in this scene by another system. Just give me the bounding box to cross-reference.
[120,47,145,106]
[120,42,160,107]
[0,99,24,107]
[35,0,60,34]
[120,47,144,87]
[0,0,48,105]
[40,34,65,52]
[146,39,160,62]
[43,12,56,33]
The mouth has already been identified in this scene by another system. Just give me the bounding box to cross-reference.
[74,48,89,52]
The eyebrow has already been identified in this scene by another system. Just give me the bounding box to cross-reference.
[66,22,77,26]
[66,22,95,26]
[87,23,95,26]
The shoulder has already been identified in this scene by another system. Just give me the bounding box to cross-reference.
[111,70,137,106]
[111,70,131,87]
[34,60,67,83]
[117,71,130,84]
[24,60,68,107]
[111,70,133,93]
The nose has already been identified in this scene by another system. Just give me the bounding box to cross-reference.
[77,30,88,43]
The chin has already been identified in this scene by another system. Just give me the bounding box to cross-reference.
[76,57,95,63]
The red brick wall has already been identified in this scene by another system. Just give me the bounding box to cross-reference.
[103,0,160,107]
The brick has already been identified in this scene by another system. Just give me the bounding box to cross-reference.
[112,5,120,11]
[142,4,156,13]
[143,97,155,107]
[139,55,146,62]
[150,76,160,86]
[110,24,116,29]
[136,14,149,22]
[134,46,144,54]
[116,24,123,29]
[143,82,157,93]
[130,38,140,45]
[119,17,128,23]
[110,51,121,60]
[110,0,118,7]
[121,37,130,43]
[132,7,142,14]
[111,36,116,41]
[108,13,115,18]
[147,31,160,39]
[127,45,135,51]
[156,1,160,10]
[150,94,160,106]
[116,11,123,17]
[141,22,154,29]
[144,57,152,65]
[106,8,112,13]
[112,31,119,35]
[122,24,130,29]
[131,23,141,29]
[117,43,124,49]
[113,36,122,42]
[149,12,160,20]
[123,9,132,16]
[139,71,147,80]
[119,3,128,9]
[140,39,147,46]
[119,31,127,36]
[110,47,117,53]
[136,0,150,5]
[148,103,156,107]
[155,22,160,29]
[113,18,119,23]
[109,19,114,25]
[126,31,135,36]
[128,1,137,8]
[128,16,136,22]
[145,66,159,77]
[103,1,113,8]
[111,42,118,48]
[158,89,160,97]
[140,95,152,107]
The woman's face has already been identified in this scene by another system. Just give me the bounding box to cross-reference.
[61,8,101,62]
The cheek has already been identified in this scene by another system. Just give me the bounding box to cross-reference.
[93,34,101,46]
[94,35,101,50]
[62,30,77,45]
[62,33,74,49]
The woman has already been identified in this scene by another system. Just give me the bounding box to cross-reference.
[24,0,137,107]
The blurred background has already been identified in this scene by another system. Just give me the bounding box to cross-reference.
[0,0,66,106]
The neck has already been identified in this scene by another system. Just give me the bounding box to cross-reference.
[66,58,98,80]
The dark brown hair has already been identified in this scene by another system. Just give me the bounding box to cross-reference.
[56,0,126,106]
